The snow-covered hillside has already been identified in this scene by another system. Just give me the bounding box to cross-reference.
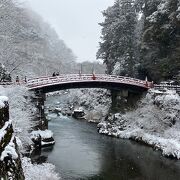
[0,0,76,78]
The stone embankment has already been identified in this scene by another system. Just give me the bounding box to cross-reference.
[30,93,55,148]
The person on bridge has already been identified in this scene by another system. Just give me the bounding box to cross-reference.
[52,72,56,77]
[7,74,12,82]
[16,75,20,85]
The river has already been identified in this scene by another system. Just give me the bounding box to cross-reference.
[40,95,180,180]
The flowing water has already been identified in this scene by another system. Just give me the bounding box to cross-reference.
[40,95,180,180]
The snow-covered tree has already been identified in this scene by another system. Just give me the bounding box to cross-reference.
[97,0,140,77]
[0,63,11,82]
[141,0,180,82]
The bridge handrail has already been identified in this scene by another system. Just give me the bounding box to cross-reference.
[0,82,13,85]
[154,84,180,92]
[26,74,150,91]
[27,74,147,88]
[27,74,146,83]
[154,84,180,88]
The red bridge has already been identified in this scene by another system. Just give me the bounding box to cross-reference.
[27,74,151,93]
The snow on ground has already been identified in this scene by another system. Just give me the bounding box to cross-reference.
[98,89,180,159]
[0,85,36,148]
[22,157,60,180]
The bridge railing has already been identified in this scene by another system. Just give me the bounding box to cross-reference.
[0,82,13,85]
[27,74,150,89]
[154,84,180,92]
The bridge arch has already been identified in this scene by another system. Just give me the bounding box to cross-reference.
[27,74,152,130]
[27,74,150,93]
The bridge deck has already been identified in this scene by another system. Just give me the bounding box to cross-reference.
[27,74,150,92]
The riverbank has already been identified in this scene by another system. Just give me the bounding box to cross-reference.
[0,85,60,179]
[98,89,180,159]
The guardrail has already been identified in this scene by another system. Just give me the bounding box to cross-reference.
[154,84,180,93]
[0,82,13,85]
[27,74,151,90]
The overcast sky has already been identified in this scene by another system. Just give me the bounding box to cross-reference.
[23,0,114,62]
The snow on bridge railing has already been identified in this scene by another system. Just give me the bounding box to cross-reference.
[27,74,152,90]
[154,84,180,92]
[0,82,13,85]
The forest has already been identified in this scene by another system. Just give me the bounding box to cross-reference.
[97,0,180,83]
[0,0,77,79]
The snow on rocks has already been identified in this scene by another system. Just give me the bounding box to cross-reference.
[72,107,85,119]
[46,88,111,123]
[22,157,61,180]
[30,130,55,147]
[0,120,12,142]
[0,96,8,108]
[98,89,180,159]
[31,129,53,140]
[1,136,18,161]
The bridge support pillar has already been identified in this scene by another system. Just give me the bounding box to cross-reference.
[111,89,143,113]
[34,91,48,130]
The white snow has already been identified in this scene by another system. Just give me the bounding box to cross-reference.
[0,120,12,142]
[98,89,180,159]
[1,136,18,161]
[0,96,8,108]
[0,95,8,102]
[0,85,36,148]
[137,11,143,21]
[146,0,169,23]
[74,107,84,112]
[31,130,53,140]
[46,88,111,123]
[22,157,60,180]
[41,140,55,146]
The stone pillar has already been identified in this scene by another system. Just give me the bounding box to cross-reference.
[111,89,129,111]
[111,89,143,113]
[35,91,48,130]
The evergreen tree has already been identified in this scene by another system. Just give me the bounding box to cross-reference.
[97,0,139,77]
[0,63,11,82]
[141,0,180,82]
